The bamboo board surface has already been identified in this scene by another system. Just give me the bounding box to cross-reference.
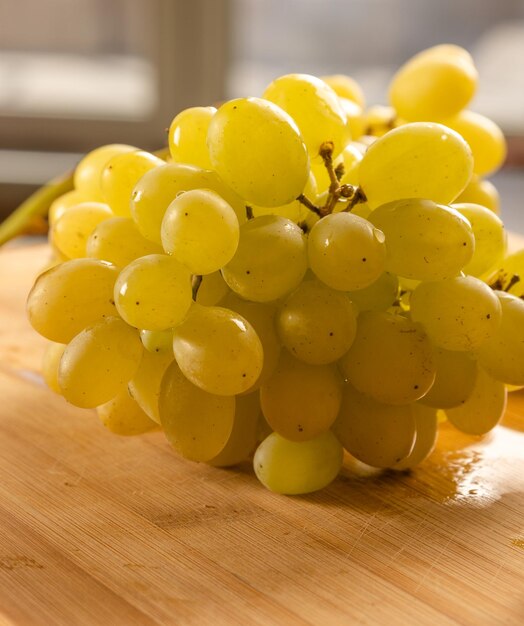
[0,240,523,626]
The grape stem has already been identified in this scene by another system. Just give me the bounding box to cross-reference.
[245,205,254,220]
[191,275,203,300]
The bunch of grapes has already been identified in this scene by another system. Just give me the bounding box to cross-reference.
[27,45,523,495]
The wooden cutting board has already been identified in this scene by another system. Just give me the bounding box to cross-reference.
[0,241,523,626]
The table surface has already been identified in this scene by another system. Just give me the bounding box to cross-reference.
[0,241,523,626]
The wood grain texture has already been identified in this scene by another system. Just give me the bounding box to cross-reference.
[0,241,523,626]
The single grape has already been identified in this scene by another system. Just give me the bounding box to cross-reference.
[254,431,343,495]
[418,348,477,409]
[339,311,435,405]
[161,189,239,275]
[139,329,173,355]
[128,349,174,423]
[49,190,91,226]
[308,212,386,291]
[27,258,119,343]
[74,144,137,200]
[52,202,113,259]
[42,342,66,394]
[159,360,235,462]
[392,405,438,470]
[321,74,366,108]
[97,388,157,436]
[410,276,502,351]
[172,304,263,396]
[454,176,500,214]
[168,106,216,169]
[340,98,365,144]
[114,254,192,331]
[347,272,399,312]
[358,123,473,209]
[58,316,142,408]
[195,271,230,306]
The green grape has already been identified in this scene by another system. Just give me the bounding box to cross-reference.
[58,316,142,408]
[276,279,358,364]
[222,215,307,302]
[347,272,399,312]
[251,171,316,223]
[128,349,173,423]
[27,258,119,343]
[339,311,435,405]
[443,110,506,176]
[49,190,91,226]
[253,431,343,495]
[260,351,342,441]
[159,360,235,462]
[454,176,500,214]
[349,202,372,220]
[161,189,239,274]
[97,388,157,436]
[321,74,366,108]
[339,143,364,186]
[42,342,66,394]
[388,44,477,121]
[52,202,113,259]
[263,74,349,157]
[368,199,474,280]
[195,271,230,306]
[308,212,386,291]
[86,217,162,267]
[74,144,137,200]
[207,97,309,207]
[139,329,173,354]
[393,405,438,470]
[410,276,502,351]
[131,163,246,244]
[359,123,473,209]
[101,150,164,217]
[168,106,216,169]
[172,304,263,396]
[418,348,477,409]
[114,254,192,331]
[340,98,365,143]
[488,250,524,298]
[209,392,261,467]
[477,292,524,386]
[333,384,416,468]
[361,105,398,137]
[452,203,506,277]
[221,292,281,391]
[445,368,507,435]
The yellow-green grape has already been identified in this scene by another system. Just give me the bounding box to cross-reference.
[339,311,435,405]
[222,215,307,302]
[159,360,235,462]
[333,384,416,468]
[251,171,317,223]
[128,349,173,423]
[42,342,66,394]
[97,388,157,436]
[195,271,230,306]
[131,163,246,244]
[418,348,477,409]
[172,304,263,396]
[27,259,119,343]
[260,351,342,441]
[221,292,280,390]
[321,74,366,108]
[139,329,173,355]
[443,110,507,176]
[276,279,358,365]
[347,272,399,312]
[101,150,164,217]
[263,73,349,157]
[86,217,162,267]
[359,123,473,209]
[254,431,343,495]
[477,292,524,386]
[393,405,438,470]
[340,98,365,143]
[389,44,477,121]
[168,106,216,169]
[209,392,261,467]
[410,276,501,351]
[74,144,137,200]
[454,176,500,214]
[445,368,507,436]
[161,189,239,274]
[58,316,142,408]
[52,202,113,259]
[208,97,309,207]
[114,254,192,331]
[349,202,372,220]
[368,199,474,280]
[338,143,363,186]
[362,105,398,137]
[308,212,386,291]
[452,202,506,277]
[488,249,524,298]
[49,190,91,226]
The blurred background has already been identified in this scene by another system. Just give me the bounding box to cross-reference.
[0,0,523,228]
